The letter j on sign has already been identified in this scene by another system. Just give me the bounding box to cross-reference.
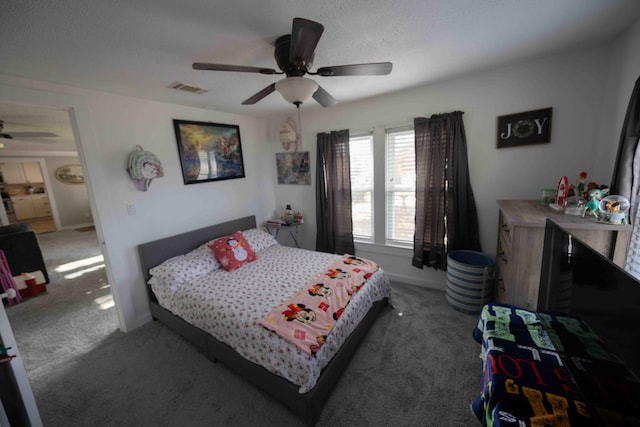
[497,108,552,148]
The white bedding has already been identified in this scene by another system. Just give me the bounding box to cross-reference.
[149,244,391,393]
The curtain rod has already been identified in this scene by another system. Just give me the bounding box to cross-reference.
[350,127,375,136]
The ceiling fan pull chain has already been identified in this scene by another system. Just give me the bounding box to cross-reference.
[296,105,302,152]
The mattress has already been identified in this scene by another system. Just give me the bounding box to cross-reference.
[149,244,391,393]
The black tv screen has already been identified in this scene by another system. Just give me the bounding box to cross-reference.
[538,218,640,377]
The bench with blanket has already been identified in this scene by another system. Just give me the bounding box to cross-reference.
[471,303,640,426]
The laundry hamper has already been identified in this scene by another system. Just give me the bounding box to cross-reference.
[446,250,495,314]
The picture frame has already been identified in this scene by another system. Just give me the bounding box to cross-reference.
[55,164,84,184]
[276,151,310,185]
[173,119,245,184]
[497,107,552,148]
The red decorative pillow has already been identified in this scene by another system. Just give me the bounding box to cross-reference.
[207,231,257,271]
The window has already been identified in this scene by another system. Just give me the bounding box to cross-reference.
[349,133,374,240]
[386,127,416,246]
[349,128,416,247]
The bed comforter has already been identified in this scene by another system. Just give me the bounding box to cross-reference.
[149,244,391,393]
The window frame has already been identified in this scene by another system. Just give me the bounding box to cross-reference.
[349,132,375,242]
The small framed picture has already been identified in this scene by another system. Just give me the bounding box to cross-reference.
[276,152,310,185]
[173,119,245,184]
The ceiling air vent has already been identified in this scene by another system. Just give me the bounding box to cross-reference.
[168,81,208,95]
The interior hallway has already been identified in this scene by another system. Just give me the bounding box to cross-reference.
[5,225,118,383]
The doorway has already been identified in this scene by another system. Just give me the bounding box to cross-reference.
[0,158,57,233]
[0,99,119,419]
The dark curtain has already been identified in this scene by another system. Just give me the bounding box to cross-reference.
[315,129,355,255]
[610,75,640,213]
[412,111,481,270]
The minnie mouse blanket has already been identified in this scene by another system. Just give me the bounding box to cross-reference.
[259,255,379,355]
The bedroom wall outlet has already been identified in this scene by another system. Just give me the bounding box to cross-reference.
[126,203,136,216]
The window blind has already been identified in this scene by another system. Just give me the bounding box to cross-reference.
[386,127,416,245]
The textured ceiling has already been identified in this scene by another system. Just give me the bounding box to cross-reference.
[1,0,640,152]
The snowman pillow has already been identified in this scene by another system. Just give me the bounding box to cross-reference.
[208,230,257,271]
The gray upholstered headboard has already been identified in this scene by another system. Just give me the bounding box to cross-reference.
[138,215,256,281]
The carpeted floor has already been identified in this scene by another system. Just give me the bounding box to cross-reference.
[7,231,483,426]
[6,228,119,391]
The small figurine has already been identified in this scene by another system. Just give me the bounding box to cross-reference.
[548,176,570,211]
[582,188,609,218]
[0,341,14,363]
[576,171,588,198]
[598,195,630,224]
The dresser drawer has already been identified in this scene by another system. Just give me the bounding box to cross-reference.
[498,212,512,247]
[495,234,511,303]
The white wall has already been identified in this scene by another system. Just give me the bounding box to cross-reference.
[44,155,93,228]
[270,44,617,290]
[0,79,275,332]
[595,19,640,181]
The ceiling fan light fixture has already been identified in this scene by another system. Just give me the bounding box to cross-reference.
[276,77,318,106]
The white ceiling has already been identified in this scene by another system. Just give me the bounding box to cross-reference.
[1,0,640,150]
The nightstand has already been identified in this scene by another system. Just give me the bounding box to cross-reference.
[264,222,302,248]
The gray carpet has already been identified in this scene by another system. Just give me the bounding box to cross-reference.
[7,230,482,426]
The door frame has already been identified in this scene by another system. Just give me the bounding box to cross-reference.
[0,83,125,333]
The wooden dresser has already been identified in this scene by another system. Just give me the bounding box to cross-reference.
[495,200,631,310]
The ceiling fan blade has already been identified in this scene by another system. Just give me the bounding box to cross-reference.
[193,63,278,75]
[313,85,338,108]
[4,131,58,138]
[0,134,13,139]
[316,62,393,77]
[241,83,277,105]
[290,18,324,65]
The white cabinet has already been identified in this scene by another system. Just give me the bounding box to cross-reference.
[11,195,36,219]
[1,163,26,184]
[32,194,51,217]
[22,162,43,183]
[0,162,43,184]
[10,194,50,220]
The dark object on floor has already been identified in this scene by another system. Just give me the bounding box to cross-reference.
[75,226,95,232]
[0,222,49,284]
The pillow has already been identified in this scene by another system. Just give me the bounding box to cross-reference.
[186,243,221,271]
[208,230,257,271]
[149,255,199,291]
[149,245,220,291]
[242,227,279,253]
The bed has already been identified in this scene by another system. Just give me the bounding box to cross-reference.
[138,215,391,425]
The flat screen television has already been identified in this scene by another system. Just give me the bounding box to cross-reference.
[538,218,640,377]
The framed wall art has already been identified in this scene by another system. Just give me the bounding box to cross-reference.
[173,119,245,184]
[497,107,552,148]
[276,151,310,185]
[55,164,85,184]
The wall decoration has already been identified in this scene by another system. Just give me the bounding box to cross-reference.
[279,117,299,152]
[126,145,164,191]
[497,107,552,148]
[276,151,310,185]
[173,119,245,184]
[55,164,84,184]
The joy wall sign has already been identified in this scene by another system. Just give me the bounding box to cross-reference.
[497,107,552,148]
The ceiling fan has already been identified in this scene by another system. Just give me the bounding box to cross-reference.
[193,17,393,107]
[0,120,59,140]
